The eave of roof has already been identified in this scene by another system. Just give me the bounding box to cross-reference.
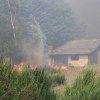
[49,39,100,55]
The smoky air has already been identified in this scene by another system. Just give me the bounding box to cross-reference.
[0,0,100,66]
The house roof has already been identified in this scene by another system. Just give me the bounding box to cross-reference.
[49,39,100,55]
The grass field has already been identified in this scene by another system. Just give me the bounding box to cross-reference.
[1,58,100,100]
[55,65,100,94]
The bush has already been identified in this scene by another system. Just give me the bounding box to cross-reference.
[52,73,65,85]
[0,58,57,100]
[45,68,65,85]
[1,58,100,100]
[63,70,100,100]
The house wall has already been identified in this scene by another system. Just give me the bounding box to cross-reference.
[97,45,100,64]
[49,55,68,66]
[53,55,68,66]
[68,55,88,67]
[88,51,97,64]
[89,45,100,65]
[49,56,54,66]
[97,51,100,64]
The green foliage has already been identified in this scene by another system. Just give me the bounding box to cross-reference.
[63,70,100,100]
[1,58,100,100]
[53,74,65,85]
[44,68,65,85]
[0,59,57,100]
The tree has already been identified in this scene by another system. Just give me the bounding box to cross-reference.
[0,0,46,64]
[16,0,81,46]
[0,0,82,64]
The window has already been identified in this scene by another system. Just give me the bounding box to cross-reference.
[71,55,79,61]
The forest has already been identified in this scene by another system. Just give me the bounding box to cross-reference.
[0,0,83,64]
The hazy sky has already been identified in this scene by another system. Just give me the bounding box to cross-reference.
[65,0,100,36]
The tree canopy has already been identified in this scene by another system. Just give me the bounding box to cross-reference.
[0,0,82,63]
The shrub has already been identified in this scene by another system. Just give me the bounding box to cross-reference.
[0,58,57,100]
[45,68,65,85]
[63,70,100,100]
[52,73,65,85]
[1,58,100,100]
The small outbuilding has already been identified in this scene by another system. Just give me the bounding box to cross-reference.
[48,39,100,67]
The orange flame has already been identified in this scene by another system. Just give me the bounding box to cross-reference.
[13,61,36,73]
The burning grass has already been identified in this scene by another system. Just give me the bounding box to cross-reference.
[0,58,57,100]
[13,61,36,73]
[1,57,100,100]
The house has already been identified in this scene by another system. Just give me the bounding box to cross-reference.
[48,39,100,67]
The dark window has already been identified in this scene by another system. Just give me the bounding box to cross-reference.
[71,55,79,61]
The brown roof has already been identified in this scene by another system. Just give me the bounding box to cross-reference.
[49,39,100,55]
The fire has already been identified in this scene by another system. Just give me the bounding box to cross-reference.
[13,61,72,73]
[13,61,36,73]
[51,65,75,71]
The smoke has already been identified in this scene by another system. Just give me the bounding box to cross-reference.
[65,0,100,38]
[17,15,46,66]
[3,0,47,65]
